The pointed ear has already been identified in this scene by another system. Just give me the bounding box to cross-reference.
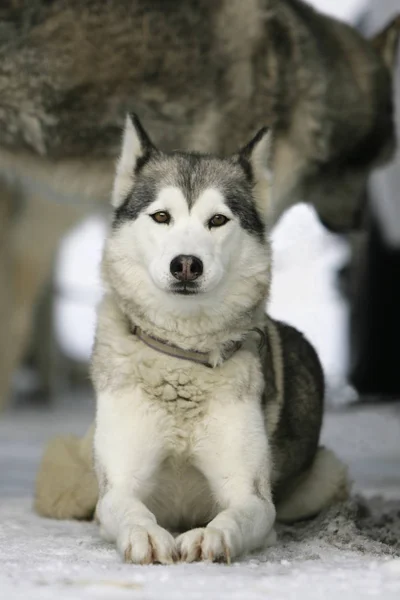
[371,15,400,71]
[111,113,156,207]
[237,127,273,216]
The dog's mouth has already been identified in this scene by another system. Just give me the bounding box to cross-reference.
[170,282,200,296]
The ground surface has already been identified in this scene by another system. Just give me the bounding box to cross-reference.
[1,398,399,600]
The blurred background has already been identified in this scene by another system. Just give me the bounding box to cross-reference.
[1,0,400,501]
[11,0,397,408]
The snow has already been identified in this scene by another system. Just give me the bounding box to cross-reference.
[1,402,400,600]
[1,503,399,600]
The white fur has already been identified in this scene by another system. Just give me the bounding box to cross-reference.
[109,185,260,303]
[93,285,276,563]
[103,175,271,339]
[94,348,276,563]
[92,118,278,563]
[112,114,144,208]
[264,317,285,437]
[30,118,348,537]
[249,130,274,214]
[93,117,342,564]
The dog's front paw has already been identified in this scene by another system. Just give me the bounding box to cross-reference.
[118,524,178,565]
[177,527,232,564]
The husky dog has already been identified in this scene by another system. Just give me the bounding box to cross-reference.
[35,116,348,563]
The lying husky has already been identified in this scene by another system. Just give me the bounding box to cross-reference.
[35,116,348,563]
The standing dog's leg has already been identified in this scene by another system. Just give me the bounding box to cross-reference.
[178,400,276,563]
[94,391,178,565]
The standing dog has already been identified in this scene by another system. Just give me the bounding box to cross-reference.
[36,116,348,563]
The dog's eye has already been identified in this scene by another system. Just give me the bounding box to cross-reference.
[151,211,171,224]
[209,214,229,228]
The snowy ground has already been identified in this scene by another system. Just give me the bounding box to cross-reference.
[1,399,400,600]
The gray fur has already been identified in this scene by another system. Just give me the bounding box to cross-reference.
[32,131,349,541]
[0,0,398,230]
[113,148,265,239]
[270,321,324,502]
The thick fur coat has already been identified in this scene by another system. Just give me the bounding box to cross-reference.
[0,0,399,229]
[35,116,348,564]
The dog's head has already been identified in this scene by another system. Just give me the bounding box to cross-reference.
[317,15,400,233]
[103,115,272,321]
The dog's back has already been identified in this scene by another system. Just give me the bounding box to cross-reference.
[0,2,397,183]
[1,1,398,234]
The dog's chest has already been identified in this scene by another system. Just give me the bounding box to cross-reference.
[145,457,216,531]
[139,362,214,414]
[133,360,217,454]
[135,366,218,528]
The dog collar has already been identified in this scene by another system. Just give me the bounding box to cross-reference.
[130,324,245,368]
[130,324,266,368]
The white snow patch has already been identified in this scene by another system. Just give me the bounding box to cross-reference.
[2,401,400,600]
[1,498,399,600]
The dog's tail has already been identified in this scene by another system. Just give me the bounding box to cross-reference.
[34,425,98,520]
[276,447,350,523]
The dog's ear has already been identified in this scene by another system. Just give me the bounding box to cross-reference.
[112,113,157,208]
[237,127,273,217]
[371,14,400,71]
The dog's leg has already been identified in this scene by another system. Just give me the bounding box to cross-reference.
[177,401,276,563]
[94,391,178,565]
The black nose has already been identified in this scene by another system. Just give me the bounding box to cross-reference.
[170,255,203,282]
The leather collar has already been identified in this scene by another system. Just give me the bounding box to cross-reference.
[130,324,264,368]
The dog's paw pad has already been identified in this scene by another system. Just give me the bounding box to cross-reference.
[119,525,178,565]
[201,527,231,564]
[177,527,232,564]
